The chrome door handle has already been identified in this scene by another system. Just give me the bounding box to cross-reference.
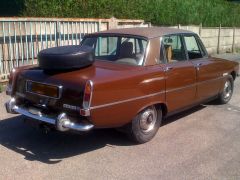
[196,63,202,71]
[165,67,173,72]
[196,63,202,67]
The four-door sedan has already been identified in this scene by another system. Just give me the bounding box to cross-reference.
[5,27,239,143]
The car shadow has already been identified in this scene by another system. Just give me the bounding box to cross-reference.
[0,105,206,164]
[0,115,134,164]
[162,105,206,126]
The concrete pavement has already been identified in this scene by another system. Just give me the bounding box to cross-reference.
[0,55,240,179]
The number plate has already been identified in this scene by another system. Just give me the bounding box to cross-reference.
[26,80,60,99]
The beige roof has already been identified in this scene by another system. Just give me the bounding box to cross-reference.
[92,27,193,39]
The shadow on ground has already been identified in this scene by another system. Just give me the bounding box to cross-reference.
[162,105,206,126]
[0,105,206,164]
[0,115,135,164]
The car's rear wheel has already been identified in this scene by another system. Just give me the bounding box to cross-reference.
[128,105,162,144]
[217,76,234,104]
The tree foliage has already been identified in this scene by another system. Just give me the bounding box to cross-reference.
[9,0,240,26]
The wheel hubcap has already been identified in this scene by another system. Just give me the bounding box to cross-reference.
[139,107,157,133]
[223,80,232,100]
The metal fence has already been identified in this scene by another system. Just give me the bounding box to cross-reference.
[0,17,147,80]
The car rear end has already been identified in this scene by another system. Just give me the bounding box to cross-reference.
[5,66,94,133]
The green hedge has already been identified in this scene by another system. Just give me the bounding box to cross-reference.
[15,0,240,27]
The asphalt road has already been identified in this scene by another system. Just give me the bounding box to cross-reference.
[0,56,240,180]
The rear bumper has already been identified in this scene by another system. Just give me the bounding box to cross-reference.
[5,98,94,132]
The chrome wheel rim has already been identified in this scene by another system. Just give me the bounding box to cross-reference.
[139,107,157,133]
[223,80,232,100]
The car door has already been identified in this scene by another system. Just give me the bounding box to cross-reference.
[183,34,221,101]
[161,35,197,112]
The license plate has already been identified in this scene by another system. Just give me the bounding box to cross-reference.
[26,80,60,99]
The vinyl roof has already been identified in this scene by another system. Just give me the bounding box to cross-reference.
[91,27,193,39]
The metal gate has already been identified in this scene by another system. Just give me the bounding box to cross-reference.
[0,18,106,78]
[0,17,147,80]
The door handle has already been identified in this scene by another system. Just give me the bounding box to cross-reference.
[196,63,202,70]
[165,67,173,72]
[196,63,202,67]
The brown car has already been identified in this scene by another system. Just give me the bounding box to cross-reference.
[5,27,239,143]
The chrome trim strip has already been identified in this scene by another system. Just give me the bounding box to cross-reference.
[166,83,195,93]
[90,76,225,110]
[197,76,224,85]
[90,91,165,110]
[167,76,224,93]
[25,80,63,99]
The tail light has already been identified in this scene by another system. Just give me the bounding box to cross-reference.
[6,68,16,95]
[82,80,93,109]
[8,68,15,85]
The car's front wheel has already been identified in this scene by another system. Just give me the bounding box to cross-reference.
[217,76,234,104]
[128,105,162,144]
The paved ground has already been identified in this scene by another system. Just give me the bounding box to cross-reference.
[212,53,240,62]
[0,54,240,180]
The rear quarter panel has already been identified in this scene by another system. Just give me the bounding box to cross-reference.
[90,65,166,128]
[211,57,239,92]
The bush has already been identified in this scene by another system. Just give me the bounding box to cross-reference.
[18,0,240,27]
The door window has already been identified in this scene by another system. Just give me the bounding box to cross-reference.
[162,35,186,63]
[183,35,203,59]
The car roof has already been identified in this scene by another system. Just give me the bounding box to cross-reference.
[91,27,193,39]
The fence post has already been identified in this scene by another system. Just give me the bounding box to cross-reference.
[108,17,118,30]
[199,23,202,37]
[148,22,152,27]
[217,24,221,54]
[98,20,102,32]
[55,21,60,47]
[8,22,13,69]
[0,42,2,76]
[232,27,236,53]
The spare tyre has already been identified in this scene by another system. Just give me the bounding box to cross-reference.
[38,45,95,70]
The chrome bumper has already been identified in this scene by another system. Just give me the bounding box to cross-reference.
[5,98,94,132]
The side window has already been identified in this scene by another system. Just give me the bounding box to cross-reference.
[119,37,147,65]
[95,37,118,56]
[162,35,186,63]
[121,38,146,54]
[184,35,203,59]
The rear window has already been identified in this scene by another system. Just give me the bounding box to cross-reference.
[81,36,148,66]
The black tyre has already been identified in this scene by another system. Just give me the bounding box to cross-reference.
[217,76,234,104]
[128,106,162,144]
[38,45,95,71]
